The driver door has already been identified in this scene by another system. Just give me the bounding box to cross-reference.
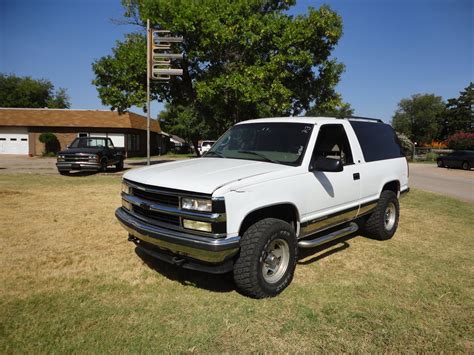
[300,123,361,236]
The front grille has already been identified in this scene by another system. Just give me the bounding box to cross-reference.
[65,156,89,161]
[133,205,180,226]
[132,188,179,207]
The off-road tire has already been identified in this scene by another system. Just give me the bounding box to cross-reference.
[363,190,399,240]
[462,161,470,170]
[233,218,297,299]
[116,159,124,172]
[58,170,69,176]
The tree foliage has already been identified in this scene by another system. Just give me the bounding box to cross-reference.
[445,132,474,150]
[93,0,349,152]
[391,94,445,144]
[0,73,70,109]
[440,82,473,139]
[305,99,353,118]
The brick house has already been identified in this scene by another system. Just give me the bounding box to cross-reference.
[0,108,168,157]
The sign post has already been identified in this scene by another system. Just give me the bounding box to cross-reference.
[145,21,183,165]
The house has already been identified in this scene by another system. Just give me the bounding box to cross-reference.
[0,108,169,156]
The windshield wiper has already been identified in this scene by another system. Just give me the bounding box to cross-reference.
[204,151,225,158]
[238,150,280,164]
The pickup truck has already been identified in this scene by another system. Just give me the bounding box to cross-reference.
[56,137,124,174]
[116,117,409,298]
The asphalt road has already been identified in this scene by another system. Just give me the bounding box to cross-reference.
[409,163,474,202]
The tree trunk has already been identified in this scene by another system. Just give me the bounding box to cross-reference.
[192,139,201,157]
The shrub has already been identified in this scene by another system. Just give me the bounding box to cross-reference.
[445,132,474,150]
[39,132,60,154]
[425,152,439,161]
[396,132,413,157]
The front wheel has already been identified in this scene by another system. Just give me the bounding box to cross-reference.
[116,159,124,171]
[437,160,444,168]
[362,190,400,240]
[462,161,470,170]
[233,218,297,299]
[99,159,108,172]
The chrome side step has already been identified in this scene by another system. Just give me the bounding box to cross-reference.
[298,222,359,248]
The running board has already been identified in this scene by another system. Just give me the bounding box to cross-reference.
[298,222,359,248]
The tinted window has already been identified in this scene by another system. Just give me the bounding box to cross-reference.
[349,121,404,162]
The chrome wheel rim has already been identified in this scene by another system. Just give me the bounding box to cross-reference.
[261,238,290,284]
[384,202,396,231]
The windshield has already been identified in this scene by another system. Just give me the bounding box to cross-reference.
[205,122,314,166]
[70,138,112,148]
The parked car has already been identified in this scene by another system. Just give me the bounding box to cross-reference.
[199,140,215,155]
[116,117,409,298]
[436,150,474,170]
[56,137,124,175]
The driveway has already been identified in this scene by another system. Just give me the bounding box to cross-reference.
[0,155,186,175]
[409,163,474,202]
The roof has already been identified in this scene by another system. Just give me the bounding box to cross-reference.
[170,134,186,144]
[237,116,339,125]
[0,108,161,133]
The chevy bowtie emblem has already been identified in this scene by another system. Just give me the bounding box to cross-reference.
[140,202,151,210]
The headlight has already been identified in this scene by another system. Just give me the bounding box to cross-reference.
[57,155,65,160]
[182,219,212,232]
[121,182,130,195]
[181,197,212,212]
[88,155,98,160]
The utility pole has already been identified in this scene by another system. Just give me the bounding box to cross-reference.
[145,20,183,166]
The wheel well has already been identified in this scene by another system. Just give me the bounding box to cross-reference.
[382,180,400,195]
[239,204,298,236]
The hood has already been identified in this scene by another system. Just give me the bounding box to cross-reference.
[123,157,292,194]
[59,148,103,155]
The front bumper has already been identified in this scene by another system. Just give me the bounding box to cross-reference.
[56,161,101,171]
[115,207,240,264]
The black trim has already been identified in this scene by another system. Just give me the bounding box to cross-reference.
[301,199,380,228]
[212,199,226,213]
[348,116,383,123]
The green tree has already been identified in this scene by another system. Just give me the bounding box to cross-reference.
[391,94,445,144]
[305,97,353,118]
[440,82,474,139]
[93,0,348,154]
[0,73,70,108]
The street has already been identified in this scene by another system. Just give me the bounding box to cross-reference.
[409,163,474,202]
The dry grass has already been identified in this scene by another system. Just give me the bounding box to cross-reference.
[0,173,473,353]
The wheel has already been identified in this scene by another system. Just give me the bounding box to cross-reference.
[437,160,444,168]
[100,159,107,172]
[58,170,69,175]
[362,190,400,240]
[116,159,124,171]
[233,218,297,298]
[462,161,470,170]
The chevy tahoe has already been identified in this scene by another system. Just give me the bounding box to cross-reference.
[116,117,409,298]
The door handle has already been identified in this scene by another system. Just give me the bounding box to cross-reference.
[353,173,360,180]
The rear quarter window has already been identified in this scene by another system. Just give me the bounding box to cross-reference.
[349,121,404,162]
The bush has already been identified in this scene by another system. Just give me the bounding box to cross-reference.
[396,132,413,157]
[39,132,60,154]
[425,152,439,161]
[445,132,474,150]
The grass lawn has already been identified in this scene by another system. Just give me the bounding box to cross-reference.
[0,174,472,352]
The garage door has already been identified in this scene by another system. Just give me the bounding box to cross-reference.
[0,128,29,155]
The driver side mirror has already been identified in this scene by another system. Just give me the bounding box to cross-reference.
[310,156,343,172]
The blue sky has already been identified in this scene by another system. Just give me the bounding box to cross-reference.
[1,0,472,123]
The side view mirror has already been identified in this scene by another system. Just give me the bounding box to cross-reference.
[311,156,343,172]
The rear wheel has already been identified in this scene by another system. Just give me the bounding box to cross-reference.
[437,160,444,168]
[116,159,124,171]
[462,161,470,170]
[233,218,297,299]
[100,159,107,172]
[362,190,399,240]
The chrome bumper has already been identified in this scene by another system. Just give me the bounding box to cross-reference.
[56,161,101,171]
[115,207,240,263]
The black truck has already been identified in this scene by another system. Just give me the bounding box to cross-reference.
[56,137,125,174]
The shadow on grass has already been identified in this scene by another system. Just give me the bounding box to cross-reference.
[59,167,131,177]
[135,247,235,293]
[297,233,358,265]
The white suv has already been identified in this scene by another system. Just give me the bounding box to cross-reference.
[117,117,409,298]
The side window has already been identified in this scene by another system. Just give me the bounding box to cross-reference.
[349,121,404,162]
[312,124,354,165]
[107,139,114,148]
